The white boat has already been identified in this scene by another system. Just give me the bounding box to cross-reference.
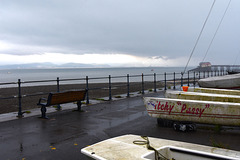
[198,73,240,89]
[188,87,240,95]
[81,134,240,160]
[143,97,240,126]
[165,90,240,103]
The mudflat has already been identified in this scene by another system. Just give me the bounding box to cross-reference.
[0,81,164,114]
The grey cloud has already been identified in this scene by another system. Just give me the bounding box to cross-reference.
[0,0,240,64]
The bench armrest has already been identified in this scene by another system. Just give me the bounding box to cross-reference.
[37,98,47,105]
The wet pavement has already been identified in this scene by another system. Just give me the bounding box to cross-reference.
[0,91,240,160]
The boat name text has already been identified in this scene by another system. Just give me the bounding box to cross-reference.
[152,101,210,117]
[177,101,210,117]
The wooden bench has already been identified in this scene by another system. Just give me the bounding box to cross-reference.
[37,89,87,119]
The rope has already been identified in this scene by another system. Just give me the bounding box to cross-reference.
[182,0,216,76]
[133,136,170,160]
[233,51,240,65]
[202,0,232,62]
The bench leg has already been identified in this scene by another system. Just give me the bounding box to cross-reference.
[77,101,82,111]
[40,106,48,119]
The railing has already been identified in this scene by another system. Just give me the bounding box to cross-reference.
[0,70,226,117]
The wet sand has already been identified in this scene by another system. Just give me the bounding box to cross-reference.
[0,81,165,114]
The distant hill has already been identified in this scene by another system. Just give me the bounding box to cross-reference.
[0,63,111,69]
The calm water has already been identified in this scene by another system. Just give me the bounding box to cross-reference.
[0,67,188,87]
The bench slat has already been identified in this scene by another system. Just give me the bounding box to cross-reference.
[49,90,86,105]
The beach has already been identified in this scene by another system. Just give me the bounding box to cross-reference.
[0,81,165,114]
[0,67,191,114]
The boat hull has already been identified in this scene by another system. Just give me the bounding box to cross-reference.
[143,97,240,126]
[198,73,240,89]
[188,87,240,95]
[165,90,240,103]
[81,134,240,160]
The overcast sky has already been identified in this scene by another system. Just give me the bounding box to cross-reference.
[0,0,239,68]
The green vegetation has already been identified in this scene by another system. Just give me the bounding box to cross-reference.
[95,98,107,101]
[214,124,222,133]
[210,137,229,149]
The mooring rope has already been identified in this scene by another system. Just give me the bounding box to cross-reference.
[133,136,170,160]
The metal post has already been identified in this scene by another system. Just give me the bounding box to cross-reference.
[142,73,145,94]
[164,72,167,90]
[17,79,23,118]
[181,72,183,87]
[173,72,176,90]
[57,77,60,92]
[86,76,89,104]
[109,75,112,100]
[193,72,196,87]
[187,71,189,86]
[127,74,130,97]
[154,73,156,92]
[56,77,61,110]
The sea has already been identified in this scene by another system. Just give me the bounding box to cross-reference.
[0,67,190,88]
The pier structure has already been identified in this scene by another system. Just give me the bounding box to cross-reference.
[189,64,240,73]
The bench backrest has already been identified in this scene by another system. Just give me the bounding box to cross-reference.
[47,90,86,106]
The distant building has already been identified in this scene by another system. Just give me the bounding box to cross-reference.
[199,62,211,68]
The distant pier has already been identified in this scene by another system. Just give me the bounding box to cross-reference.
[189,62,240,73]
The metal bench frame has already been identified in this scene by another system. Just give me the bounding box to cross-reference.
[37,89,87,119]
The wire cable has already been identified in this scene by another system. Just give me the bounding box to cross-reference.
[233,51,240,65]
[182,0,216,76]
[202,0,232,62]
